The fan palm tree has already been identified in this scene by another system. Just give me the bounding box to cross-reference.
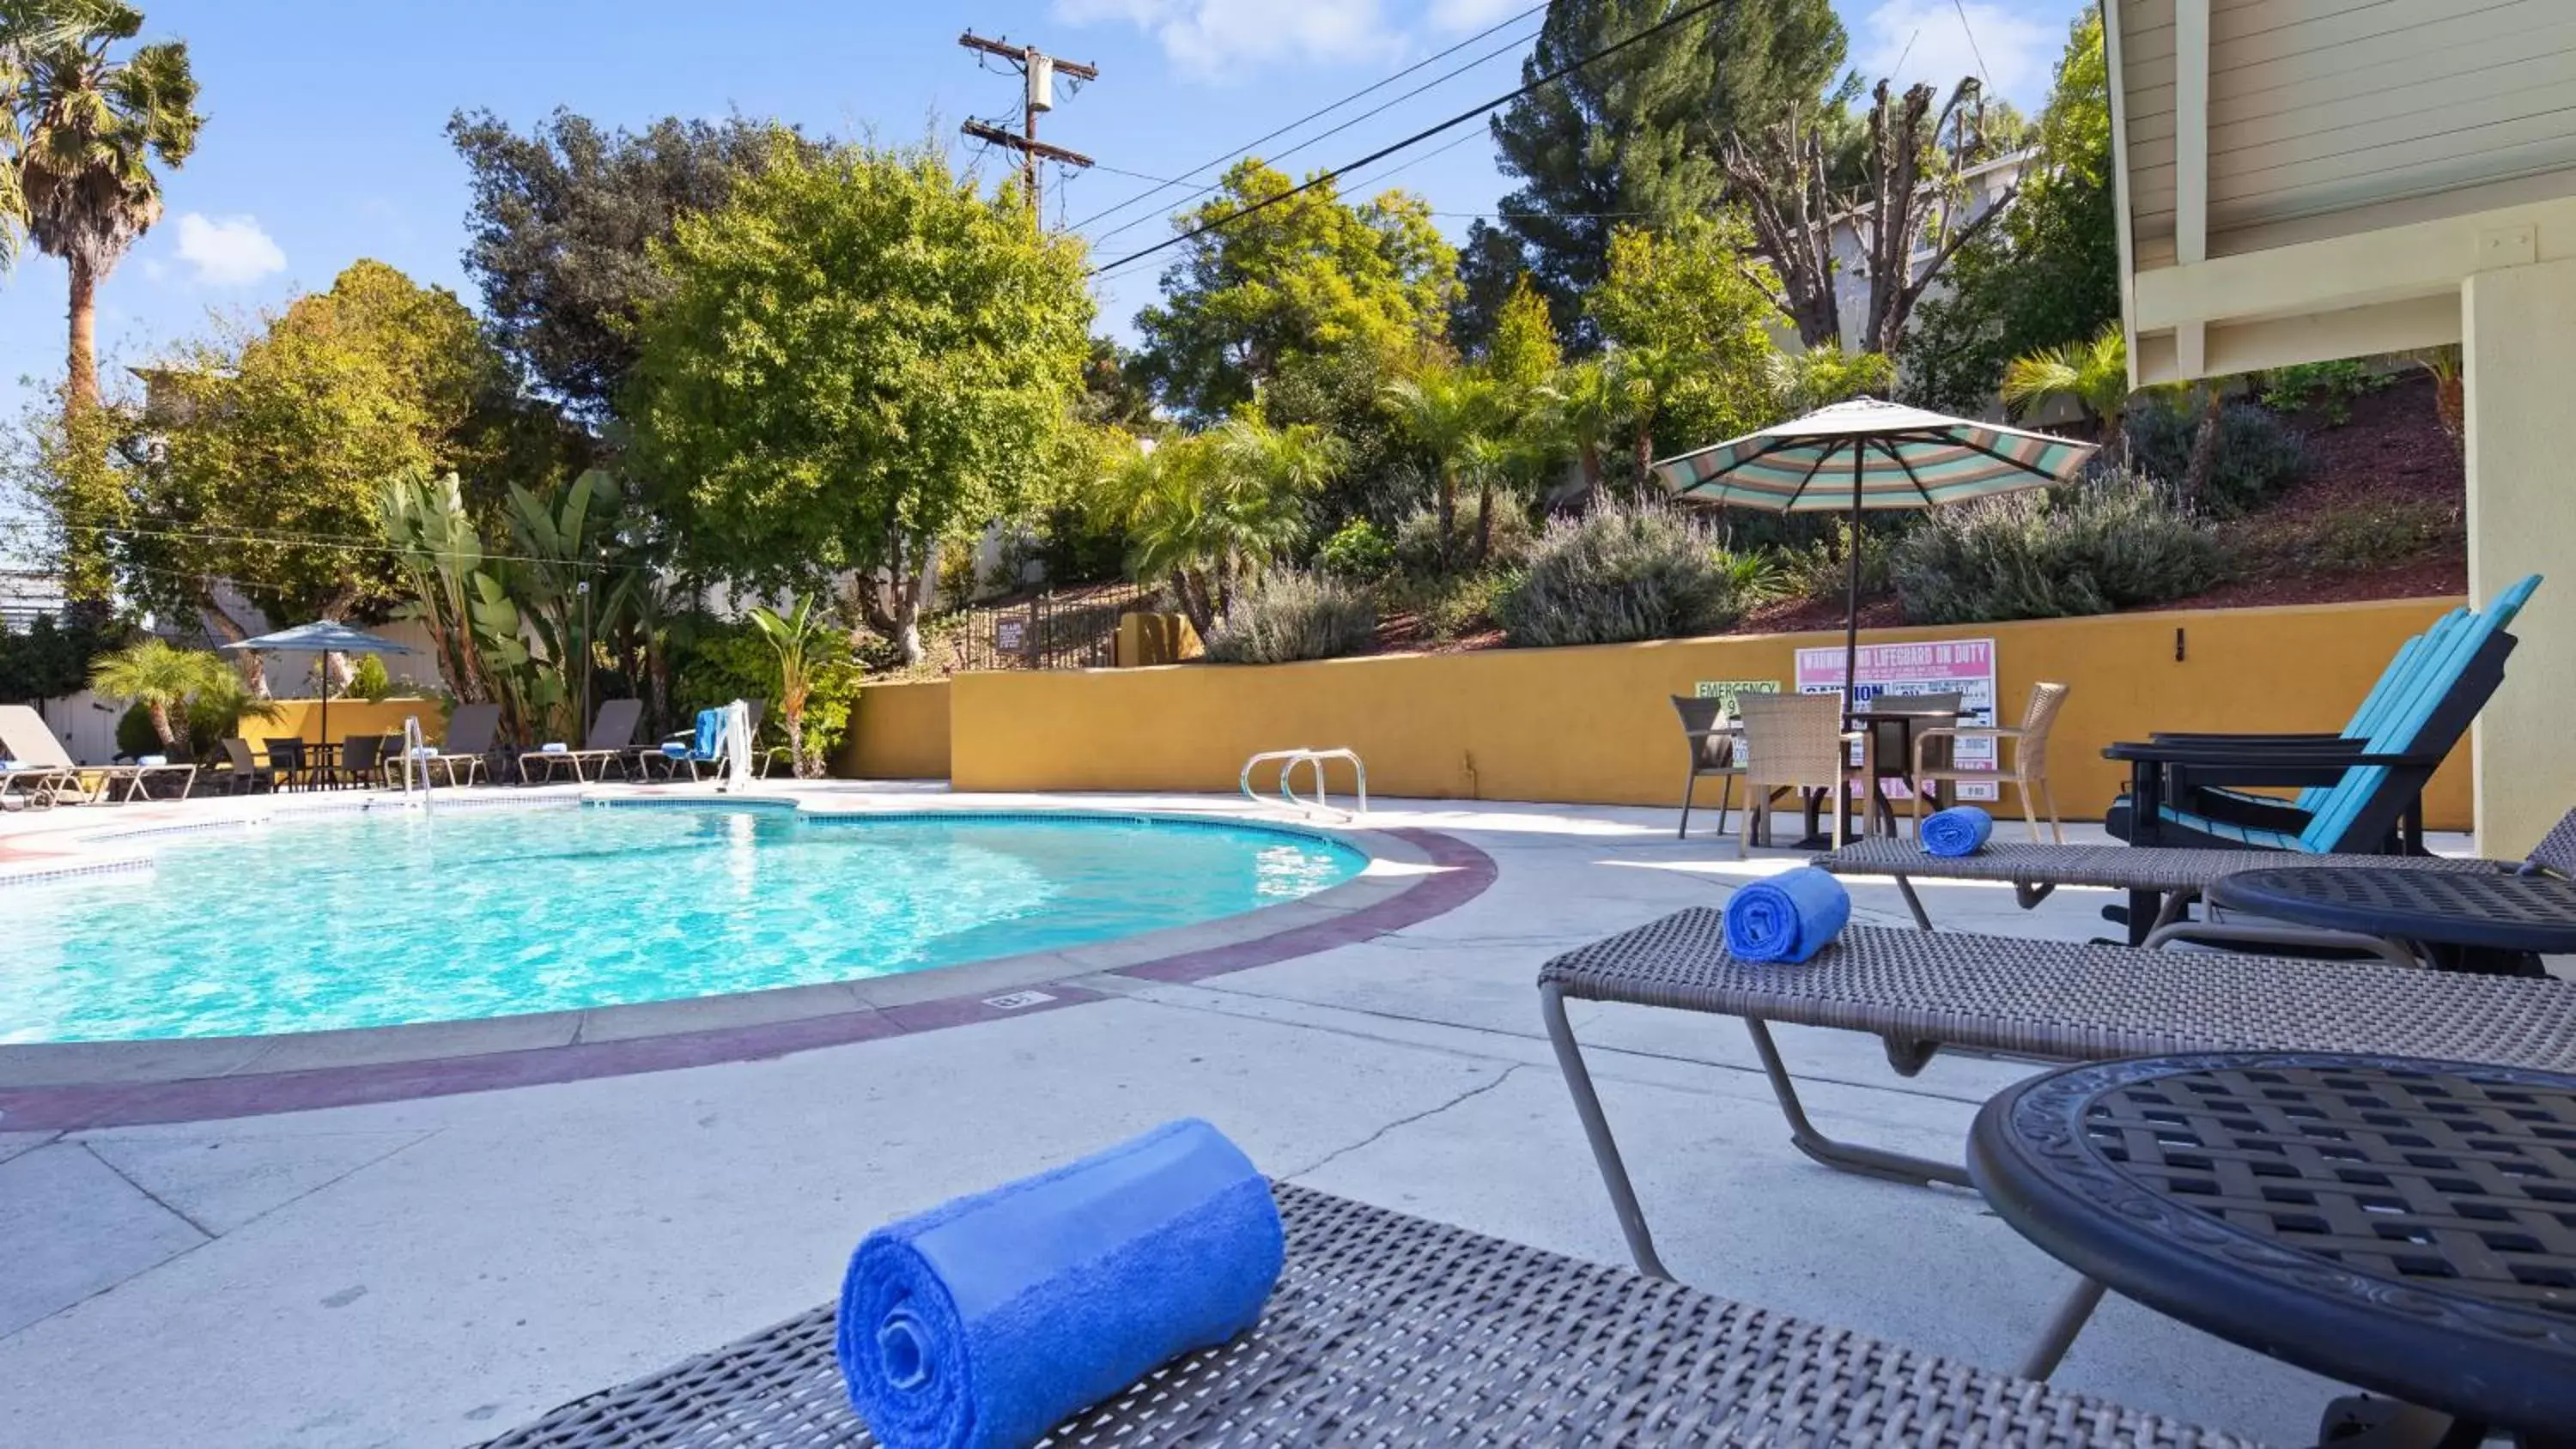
[88,635,226,753]
[1535,357,1629,505]
[1099,415,1334,634]
[8,0,203,414]
[744,594,830,779]
[2000,324,2134,454]
[1380,364,1504,566]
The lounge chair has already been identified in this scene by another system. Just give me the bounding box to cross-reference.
[0,704,194,804]
[1537,911,2576,1272]
[475,1182,2241,1449]
[646,699,784,781]
[2106,574,2539,852]
[407,703,500,787]
[518,699,643,784]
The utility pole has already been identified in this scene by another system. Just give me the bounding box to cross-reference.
[957,30,1097,222]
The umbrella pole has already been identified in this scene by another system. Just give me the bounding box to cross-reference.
[1843,448,1864,712]
[319,653,331,791]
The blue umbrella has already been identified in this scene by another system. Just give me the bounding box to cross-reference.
[218,621,418,769]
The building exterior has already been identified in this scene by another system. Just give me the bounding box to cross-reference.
[2103,0,2576,852]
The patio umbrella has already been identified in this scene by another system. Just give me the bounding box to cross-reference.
[1650,396,2097,706]
[217,620,419,761]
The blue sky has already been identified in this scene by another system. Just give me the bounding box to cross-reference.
[0,0,2088,425]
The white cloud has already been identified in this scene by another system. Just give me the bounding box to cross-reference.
[1852,1,2057,108]
[173,212,286,287]
[1054,0,1404,76]
[1425,0,1525,31]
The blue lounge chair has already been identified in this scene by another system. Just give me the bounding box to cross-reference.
[2105,574,2540,854]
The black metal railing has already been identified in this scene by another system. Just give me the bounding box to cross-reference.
[950,584,1154,673]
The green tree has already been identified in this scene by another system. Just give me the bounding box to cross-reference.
[1771,347,1895,413]
[1488,0,1844,342]
[447,108,806,424]
[1484,275,1561,389]
[744,594,835,779]
[2000,323,2132,448]
[1898,12,2119,413]
[87,635,224,753]
[1379,364,1504,567]
[1589,215,1784,474]
[7,0,201,414]
[129,261,519,647]
[626,136,1092,664]
[1535,355,1635,502]
[1446,218,1527,357]
[1135,158,1456,420]
[1094,413,1339,633]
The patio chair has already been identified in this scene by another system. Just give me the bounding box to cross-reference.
[218,737,276,795]
[1667,695,1741,840]
[1855,690,1958,834]
[1730,692,1862,856]
[263,737,312,791]
[476,1182,2239,1449]
[334,733,387,790]
[0,704,193,803]
[1911,682,2069,844]
[413,703,499,787]
[518,699,643,784]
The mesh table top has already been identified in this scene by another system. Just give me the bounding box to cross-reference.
[1814,838,2507,893]
[2207,866,2576,955]
[1538,912,2576,1070]
[1968,1052,2576,1435]
[477,1184,2251,1448]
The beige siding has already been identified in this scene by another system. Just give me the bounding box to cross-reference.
[2121,0,2179,253]
[2184,0,2576,239]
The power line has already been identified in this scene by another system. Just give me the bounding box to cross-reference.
[1088,0,1732,278]
[1063,2,1547,237]
[1078,21,1541,253]
[26,518,667,575]
[1949,0,1992,90]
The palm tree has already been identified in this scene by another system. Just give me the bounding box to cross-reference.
[9,1,203,413]
[1380,365,1504,566]
[744,594,831,779]
[1099,415,1336,634]
[88,635,226,754]
[1536,357,1628,505]
[2000,324,2133,454]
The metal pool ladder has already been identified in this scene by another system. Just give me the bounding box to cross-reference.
[400,714,434,815]
[1241,749,1367,822]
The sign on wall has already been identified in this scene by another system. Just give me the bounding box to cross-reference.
[1794,638,2000,801]
[1691,679,1779,714]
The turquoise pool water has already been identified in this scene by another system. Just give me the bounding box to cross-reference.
[0,807,1364,1043]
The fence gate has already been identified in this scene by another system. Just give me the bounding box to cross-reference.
[952,585,1151,672]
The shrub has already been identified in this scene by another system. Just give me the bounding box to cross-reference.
[2126,398,2307,515]
[671,621,858,762]
[1496,502,1741,647]
[1777,521,1899,603]
[2306,497,2461,572]
[1202,570,1378,664]
[1892,470,2229,624]
[349,653,392,702]
[1314,518,1394,579]
[1391,493,1534,576]
[1715,548,1796,606]
[2261,359,2386,424]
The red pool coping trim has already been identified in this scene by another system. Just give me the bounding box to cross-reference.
[0,828,1494,1131]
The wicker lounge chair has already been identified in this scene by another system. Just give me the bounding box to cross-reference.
[476,1182,2247,1449]
[519,699,642,784]
[1538,912,2576,1275]
[0,704,194,803]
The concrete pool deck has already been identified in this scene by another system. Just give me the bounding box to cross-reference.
[0,782,2530,1445]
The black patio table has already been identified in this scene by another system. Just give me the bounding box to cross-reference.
[2207,865,2576,977]
[1968,1052,2576,1448]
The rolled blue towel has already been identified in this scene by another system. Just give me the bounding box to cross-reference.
[1722,866,1851,964]
[1919,806,1995,858]
[540,742,568,754]
[660,742,690,758]
[838,1119,1284,1449]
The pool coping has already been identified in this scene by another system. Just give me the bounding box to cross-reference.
[0,794,1497,1130]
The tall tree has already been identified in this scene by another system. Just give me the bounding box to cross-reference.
[7,0,200,415]
[1588,215,1783,470]
[1135,158,1456,421]
[1487,0,1843,345]
[625,136,1091,664]
[1380,364,1504,567]
[448,108,805,425]
[1897,12,2119,413]
[1483,275,1561,390]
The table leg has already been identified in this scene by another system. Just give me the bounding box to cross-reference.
[2015,1276,2108,1379]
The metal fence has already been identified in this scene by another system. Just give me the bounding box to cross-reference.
[949,584,1154,673]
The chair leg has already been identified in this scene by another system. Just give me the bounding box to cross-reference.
[1678,770,1697,840]
[1713,775,1733,839]
[1736,789,1755,859]
[2018,776,2043,844]
[1742,1019,1972,1188]
[2042,782,2063,845]
[1540,983,1671,1278]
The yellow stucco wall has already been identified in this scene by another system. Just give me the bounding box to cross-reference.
[934,597,2478,830]
[252,698,445,747]
[834,681,952,780]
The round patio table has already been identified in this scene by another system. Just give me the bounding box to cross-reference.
[1968,1052,2576,1446]
[2207,865,2576,976]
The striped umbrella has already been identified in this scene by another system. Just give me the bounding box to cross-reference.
[1651,396,2097,705]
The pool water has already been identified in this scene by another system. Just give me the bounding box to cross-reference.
[0,807,1364,1043]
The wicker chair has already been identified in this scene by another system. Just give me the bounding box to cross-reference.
[1668,695,1742,840]
[1912,682,2069,843]
[1732,692,1862,856]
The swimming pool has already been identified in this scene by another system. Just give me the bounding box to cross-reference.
[0,806,1366,1043]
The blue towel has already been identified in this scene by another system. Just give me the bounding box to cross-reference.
[693,706,725,761]
[838,1119,1284,1449]
[1722,866,1851,964]
[1919,806,1995,858]
[540,742,568,754]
